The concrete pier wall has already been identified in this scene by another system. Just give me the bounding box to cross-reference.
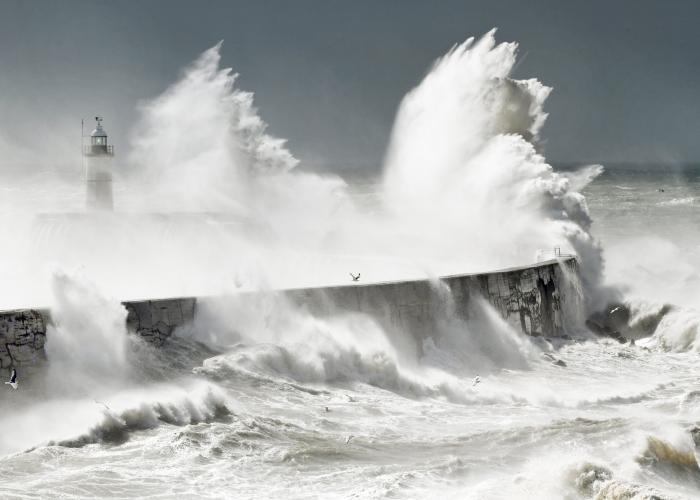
[124,298,196,346]
[0,257,581,374]
[0,309,46,371]
[283,257,581,346]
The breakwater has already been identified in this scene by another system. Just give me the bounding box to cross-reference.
[0,257,581,374]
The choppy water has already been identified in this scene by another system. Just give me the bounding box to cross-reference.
[584,167,700,311]
[0,168,699,500]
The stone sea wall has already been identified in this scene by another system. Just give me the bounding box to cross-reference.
[283,257,582,346]
[0,309,46,371]
[0,257,581,374]
[124,298,196,347]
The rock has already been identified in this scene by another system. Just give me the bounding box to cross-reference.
[691,426,700,448]
[572,463,613,496]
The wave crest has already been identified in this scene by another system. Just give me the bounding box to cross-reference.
[49,386,230,448]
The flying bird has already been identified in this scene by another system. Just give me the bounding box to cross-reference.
[350,273,360,282]
[5,368,17,390]
[472,375,481,387]
[94,399,112,412]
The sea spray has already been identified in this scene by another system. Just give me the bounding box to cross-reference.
[421,280,539,375]
[49,383,231,448]
[0,36,605,316]
[126,40,351,258]
[0,271,232,453]
[45,269,129,391]
[190,293,434,395]
[189,288,544,403]
[382,29,611,312]
[0,43,357,307]
[128,42,298,213]
[647,307,700,352]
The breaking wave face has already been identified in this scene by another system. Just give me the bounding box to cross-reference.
[188,291,540,404]
[382,29,610,311]
[51,384,231,448]
[645,306,700,353]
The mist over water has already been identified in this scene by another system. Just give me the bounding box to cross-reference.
[0,31,698,499]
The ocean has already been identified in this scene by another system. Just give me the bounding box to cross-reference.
[0,168,698,500]
[0,32,699,500]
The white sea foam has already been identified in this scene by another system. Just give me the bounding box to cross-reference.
[657,196,696,206]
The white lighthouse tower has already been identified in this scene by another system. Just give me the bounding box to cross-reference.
[84,116,114,211]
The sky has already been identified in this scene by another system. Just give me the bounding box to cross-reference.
[1,0,699,173]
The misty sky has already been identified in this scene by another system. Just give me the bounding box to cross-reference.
[1,0,699,172]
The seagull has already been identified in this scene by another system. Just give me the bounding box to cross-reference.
[94,399,111,412]
[5,368,17,390]
[350,273,360,282]
[472,375,481,387]
[345,435,354,445]
[324,406,330,412]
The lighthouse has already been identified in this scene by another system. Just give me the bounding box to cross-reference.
[84,116,114,211]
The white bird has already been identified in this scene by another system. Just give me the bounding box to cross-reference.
[472,375,481,387]
[350,273,360,282]
[94,399,111,412]
[5,368,17,390]
[345,435,354,445]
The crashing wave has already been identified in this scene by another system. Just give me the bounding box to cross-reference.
[569,462,668,500]
[46,385,230,448]
[649,308,700,352]
[195,342,477,403]
[129,42,299,212]
[638,436,699,471]
[381,29,610,311]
